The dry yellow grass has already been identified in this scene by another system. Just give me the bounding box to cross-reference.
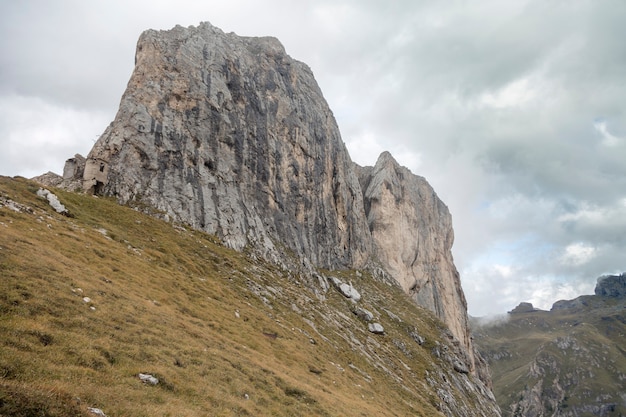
[0,176,470,416]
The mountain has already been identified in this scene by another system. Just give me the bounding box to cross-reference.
[37,22,488,383]
[0,176,499,416]
[472,274,626,417]
[25,22,502,414]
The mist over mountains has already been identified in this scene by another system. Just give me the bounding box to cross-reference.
[473,274,626,416]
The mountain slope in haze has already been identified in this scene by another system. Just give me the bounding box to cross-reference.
[473,275,626,417]
[0,177,499,416]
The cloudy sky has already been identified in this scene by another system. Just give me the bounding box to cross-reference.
[2,0,625,316]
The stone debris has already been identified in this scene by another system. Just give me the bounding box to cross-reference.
[330,277,361,302]
[36,188,69,216]
[138,373,159,385]
[87,408,107,417]
[353,307,374,322]
[409,330,425,346]
[452,359,470,374]
[0,196,33,213]
[339,283,361,302]
[368,323,385,335]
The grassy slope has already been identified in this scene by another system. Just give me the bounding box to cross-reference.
[0,176,477,416]
[473,301,626,416]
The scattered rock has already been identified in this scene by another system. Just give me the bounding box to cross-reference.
[87,407,107,417]
[82,297,92,303]
[368,323,385,334]
[595,273,626,298]
[331,277,362,301]
[342,283,361,301]
[452,358,469,374]
[384,308,402,322]
[409,330,425,345]
[36,188,69,216]
[0,196,33,213]
[138,373,159,385]
[508,302,537,314]
[353,307,374,322]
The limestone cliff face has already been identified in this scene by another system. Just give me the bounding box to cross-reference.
[85,22,370,270]
[356,152,473,368]
[82,22,491,393]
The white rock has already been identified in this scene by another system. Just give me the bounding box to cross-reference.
[138,373,159,385]
[368,323,385,334]
[339,283,361,301]
[36,188,69,215]
[82,297,92,303]
[87,408,107,417]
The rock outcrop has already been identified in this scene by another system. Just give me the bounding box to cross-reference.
[356,152,473,368]
[595,273,626,298]
[67,22,493,398]
[508,302,538,314]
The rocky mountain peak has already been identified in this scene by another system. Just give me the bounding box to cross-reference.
[84,21,371,271]
[508,302,538,314]
[355,151,474,370]
[595,273,626,298]
[50,22,495,397]
[374,150,397,168]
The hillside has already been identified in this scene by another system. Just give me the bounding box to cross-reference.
[473,280,626,417]
[0,176,498,416]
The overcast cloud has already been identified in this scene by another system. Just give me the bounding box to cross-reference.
[2,0,624,316]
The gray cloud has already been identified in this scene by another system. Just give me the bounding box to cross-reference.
[1,0,624,316]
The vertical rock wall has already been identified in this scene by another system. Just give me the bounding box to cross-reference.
[356,152,474,369]
[86,23,370,270]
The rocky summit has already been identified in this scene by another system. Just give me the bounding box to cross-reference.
[44,22,497,409]
[82,22,371,271]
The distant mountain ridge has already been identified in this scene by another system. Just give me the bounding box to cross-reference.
[473,273,626,417]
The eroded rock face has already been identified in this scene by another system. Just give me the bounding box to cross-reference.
[356,152,474,369]
[85,22,370,270]
[595,273,626,298]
